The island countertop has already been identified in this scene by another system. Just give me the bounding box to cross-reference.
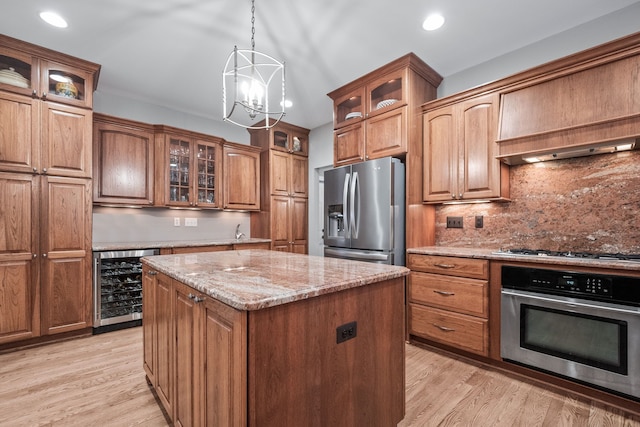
[141,249,409,311]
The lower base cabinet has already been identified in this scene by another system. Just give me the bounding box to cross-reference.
[407,254,490,356]
[142,262,405,427]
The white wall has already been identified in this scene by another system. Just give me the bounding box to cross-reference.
[307,122,334,256]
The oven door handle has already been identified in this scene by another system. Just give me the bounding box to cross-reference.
[501,288,640,316]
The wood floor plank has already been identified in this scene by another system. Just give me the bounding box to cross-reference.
[0,328,639,426]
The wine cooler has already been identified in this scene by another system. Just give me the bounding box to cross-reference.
[93,249,159,333]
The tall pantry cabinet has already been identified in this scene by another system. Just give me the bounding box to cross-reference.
[249,121,310,253]
[0,35,100,345]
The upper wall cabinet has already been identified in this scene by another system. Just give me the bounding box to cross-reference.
[0,35,100,178]
[328,53,442,167]
[222,141,261,211]
[423,93,509,203]
[154,125,223,209]
[93,114,155,206]
[0,34,99,109]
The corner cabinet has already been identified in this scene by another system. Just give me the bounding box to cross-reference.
[0,35,99,346]
[154,126,224,209]
[407,254,490,357]
[249,121,310,253]
[93,114,155,206]
[422,93,509,203]
[222,141,261,211]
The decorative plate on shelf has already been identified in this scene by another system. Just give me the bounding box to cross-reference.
[376,99,398,110]
[345,112,362,120]
[0,67,30,88]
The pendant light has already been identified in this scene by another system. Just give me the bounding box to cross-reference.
[222,0,285,129]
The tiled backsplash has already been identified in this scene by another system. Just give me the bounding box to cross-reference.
[435,150,640,254]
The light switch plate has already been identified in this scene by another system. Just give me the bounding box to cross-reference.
[185,218,198,227]
[174,217,181,226]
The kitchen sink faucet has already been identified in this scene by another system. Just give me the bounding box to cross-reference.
[235,224,245,240]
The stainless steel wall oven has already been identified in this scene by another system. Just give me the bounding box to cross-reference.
[501,265,640,400]
[93,249,159,333]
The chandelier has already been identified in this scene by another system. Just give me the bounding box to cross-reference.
[222,0,286,129]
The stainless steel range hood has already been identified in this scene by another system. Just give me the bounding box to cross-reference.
[498,138,638,165]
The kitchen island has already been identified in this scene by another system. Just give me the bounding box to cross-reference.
[141,249,409,427]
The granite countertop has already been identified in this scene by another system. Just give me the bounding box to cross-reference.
[141,250,409,311]
[407,246,640,272]
[93,238,271,251]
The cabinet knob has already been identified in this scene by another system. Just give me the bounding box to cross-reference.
[451,194,456,199]
[42,253,47,258]
[188,293,196,300]
[42,92,47,99]
[459,193,463,199]
[32,89,38,98]
[149,200,153,205]
[42,168,48,174]
[147,270,158,276]
[194,296,205,303]
[33,253,37,258]
[33,167,38,174]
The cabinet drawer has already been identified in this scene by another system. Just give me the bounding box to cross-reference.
[409,272,488,318]
[407,254,488,279]
[409,304,488,356]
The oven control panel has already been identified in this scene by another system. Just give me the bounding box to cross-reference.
[531,273,612,296]
[502,265,640,306]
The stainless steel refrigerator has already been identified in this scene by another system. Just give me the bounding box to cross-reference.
[324,157,405,265]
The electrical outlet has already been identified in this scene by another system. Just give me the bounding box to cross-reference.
[446,216,463,228]
[475,215,484,228]
[185,218,198,227]
[336,321,357,344]
[174,217,180,227]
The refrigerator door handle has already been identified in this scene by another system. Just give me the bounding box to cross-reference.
[343,172,351,236]
[351,171,359,238]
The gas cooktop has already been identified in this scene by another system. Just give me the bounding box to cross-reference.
[493,248,640,262]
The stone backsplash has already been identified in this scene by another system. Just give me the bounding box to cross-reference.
[434,150,640,254]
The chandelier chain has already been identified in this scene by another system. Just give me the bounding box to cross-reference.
[250,0,255,50]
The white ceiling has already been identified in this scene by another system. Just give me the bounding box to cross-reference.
[1,0,638,130]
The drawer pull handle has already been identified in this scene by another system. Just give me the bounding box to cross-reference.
[433,324,455,332]
[434,263,455,269]
[147,270,158,276]
[433,290,455,296]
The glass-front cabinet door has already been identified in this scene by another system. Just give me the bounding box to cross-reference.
[269,124,309,157]
[168,137,191,206]
[366,68,407,118]
[195,140,221,208]
[41,60,95,108]
[0,48,35,97]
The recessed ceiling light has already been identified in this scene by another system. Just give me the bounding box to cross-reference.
[422,13,444,31]
[39,11,68,28]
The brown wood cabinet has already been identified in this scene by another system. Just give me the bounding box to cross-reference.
[0,173,92,344]
[141,266,247,426]
[250,121,310,253]
[0,35,99,178]
[423,93,509,203]
[93,114,155,205]
[328,54,441,166]
[0,36,97,347]
[407,253,490,356]
[328,53,442,249]
[154,126,224,209]
[221,141,261,211]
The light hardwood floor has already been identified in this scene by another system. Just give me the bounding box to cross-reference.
[0,327,638,426]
